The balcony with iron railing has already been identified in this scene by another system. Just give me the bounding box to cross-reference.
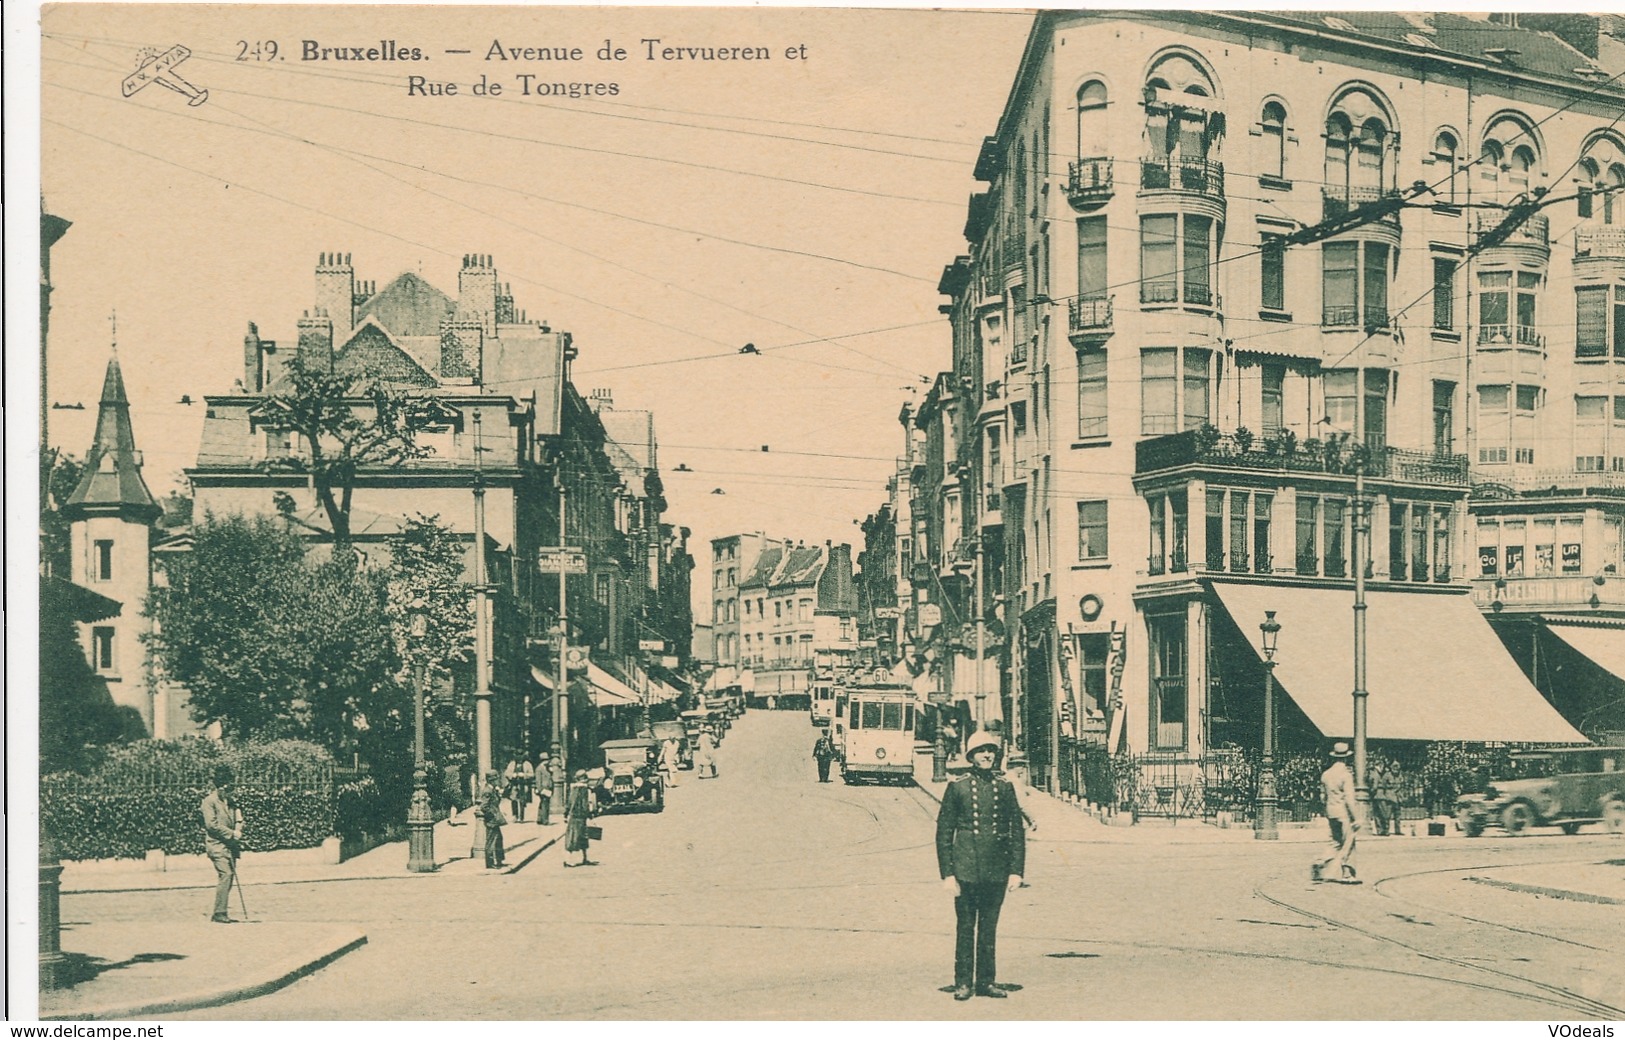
[1135,428,1471,487]
[1139,156,1225,201]
[1322,304,1389,331]
[1068,296,1113,344]
[1473,210,1550,252]
[1141,282,1214,308]
[1576,224,1625,260]
[1321,185,1403,227]
[1066,157,1114,208]
[1476,324,1546,349]
[1470,467,1625,498]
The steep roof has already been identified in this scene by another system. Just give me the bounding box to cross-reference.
[739,545,785,590]
[1267,11,1602,81]
[64,355,161,521]
[354,271,454,338]
[335,319,437,386]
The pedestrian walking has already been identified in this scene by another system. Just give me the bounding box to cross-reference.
[697,727,719,779]
[563,769,597,868]
[1312,742,1361,883]
[1370,756,1403,837]
[941,718,960,760]
[659,737,682,789]
[812,729,838,783]
[935,731,1026,1001]
[200,764,243,924]
[505,757,533,823]
[535,752,553,825]
[479,769,507,869]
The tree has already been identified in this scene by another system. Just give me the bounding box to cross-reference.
[384,514,474,692]
[40,449,82,578]
[260,356,425,547]
[145,513,405,753]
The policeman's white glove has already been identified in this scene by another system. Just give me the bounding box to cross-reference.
[1006,874,1023,892]
[943,877,961,897]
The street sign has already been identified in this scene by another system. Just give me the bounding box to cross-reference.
[564,645,588,672]
[928,691,952,705]
[874,606,903,619]
[638,639,665,652]
[538,547,588,575]
[918,603,942,627]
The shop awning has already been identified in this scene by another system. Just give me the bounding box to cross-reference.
[737,669,756,693]
[1211,582,1586,743]
[530,665,555,690]
[586,663,641,707]
[703,666,736,692]
[1547,623,1625,684]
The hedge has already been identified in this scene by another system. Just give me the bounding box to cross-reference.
[41,738,338,861]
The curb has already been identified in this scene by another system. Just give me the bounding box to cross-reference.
[1465,876,1625,905]
[44,928,367,1021]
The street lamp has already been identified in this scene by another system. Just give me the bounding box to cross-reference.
[406,602,437,872]
[1254,610,1281,841]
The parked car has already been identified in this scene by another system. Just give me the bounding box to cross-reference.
[595,738,664,813]
[1456,746,1625,837]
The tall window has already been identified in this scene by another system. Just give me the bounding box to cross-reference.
[92,627,115,672]
[1432,131,1459,203]
[93,539,114,582]
[1077,500,1108,560]
[1206,490,1226,570]
[1324,113,1352,193]
[1478,270,1540,345]
[1325,370,1358,434]
[1479,141,1504,202]
[1577,395,1607,472]
[1364,369,1389,451]
[1323,498,1349,578]
[1354,118,1388,192]
[1433,257,1456,330]
[1079,633,1110,712]
[1141,216,1176,303]
[1261,237,1285,312]
[1261,364,1284,435]
[1141,347,1212,435]
[1322,242,1390,327]
[1296,495,1320,575]
[1078,351,1107,438]
[1077,80,1107,159]
[1147,612,1187,749]
[1077,217,1107,300]
[1261,102,1287,179]
[1140,214,1216,306]
[1433,381,1456,455]
[1478,386,1510,464]
[1575,284,1625,359]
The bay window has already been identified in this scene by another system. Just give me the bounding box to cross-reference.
[1141,346,1213,435]
[1478,270,1541,346]
[1322,241,1390,327]
[1575,284,1625,360]
[1140,214,1217,307]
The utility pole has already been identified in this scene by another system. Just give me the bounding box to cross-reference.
[470,409,493,858]
[554,470,570,806]
[974,537,987,731]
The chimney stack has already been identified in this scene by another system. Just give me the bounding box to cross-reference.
[243,321,263,392]
[297,308,335,373]
[314,252,356,349]
[458,252,499,334]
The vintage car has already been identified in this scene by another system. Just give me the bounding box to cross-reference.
[646,720,692,770]
[681,708,717,743]
[1456,746,1625,837]
[595,738,664,813]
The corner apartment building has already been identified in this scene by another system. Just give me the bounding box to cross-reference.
[922,11,1621,788]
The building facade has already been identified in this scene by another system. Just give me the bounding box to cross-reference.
[920,11,1616,792]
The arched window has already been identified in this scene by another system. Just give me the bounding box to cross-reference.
[1478,141,1504,201]
[1077,80,1108,160]
[1324,112,1353,192]
[1143,53,1218,166]
[1261,101,1287,178]
[1607,165,1625,224]
[1355,117,1389,192]
[1508,145,1535,199]
[1577,157,1600,218]
[1433,131,1460,202]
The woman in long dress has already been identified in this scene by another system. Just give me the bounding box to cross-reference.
[563,770,596,867]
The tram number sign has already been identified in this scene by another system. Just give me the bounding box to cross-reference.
[538,547,588,574]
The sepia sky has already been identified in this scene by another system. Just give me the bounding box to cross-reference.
[38,4,1033,611]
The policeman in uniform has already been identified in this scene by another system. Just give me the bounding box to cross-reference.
[935,730,1026,1000]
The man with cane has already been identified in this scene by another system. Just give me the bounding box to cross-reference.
[201,764,243,924]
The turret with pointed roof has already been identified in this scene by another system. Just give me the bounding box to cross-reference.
[64,354,162,523]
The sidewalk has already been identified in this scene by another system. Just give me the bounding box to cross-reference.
[43,812,568,1019]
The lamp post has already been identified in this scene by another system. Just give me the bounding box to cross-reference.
[1254,610,1281,841]
[406,603,437,872]
[1352,459,1372,824]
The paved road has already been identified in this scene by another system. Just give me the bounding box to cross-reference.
[71,711,1624,1019]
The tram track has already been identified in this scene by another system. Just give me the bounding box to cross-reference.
[1252,870,1623,1019]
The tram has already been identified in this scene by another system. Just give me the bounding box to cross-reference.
[840,682,916,784]
[811,674,838,727]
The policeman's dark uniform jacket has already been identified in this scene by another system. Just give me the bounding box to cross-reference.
[935,733,1026,996]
